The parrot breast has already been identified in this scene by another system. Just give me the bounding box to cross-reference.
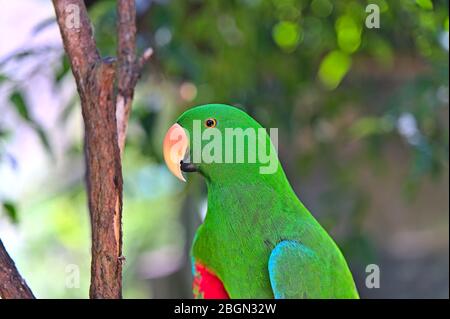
[193,262,229,299]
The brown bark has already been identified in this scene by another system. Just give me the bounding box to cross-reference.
[0,240,35,299]
[116,0,153,154]
[52,0,151,298]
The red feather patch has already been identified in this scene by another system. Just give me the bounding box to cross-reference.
[193,262,229,299]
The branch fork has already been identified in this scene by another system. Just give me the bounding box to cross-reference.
[52,0,152,299]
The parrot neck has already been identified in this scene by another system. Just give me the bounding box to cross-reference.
[203,160,307,223]
[204,160,290,189]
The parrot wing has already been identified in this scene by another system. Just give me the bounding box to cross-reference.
[268,240,331,299]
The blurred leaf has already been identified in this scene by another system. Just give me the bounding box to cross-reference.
[32,17,56,35]
[55,55,71,83]
[9,91,52,155]
[35,127,52,154]
[336,15,362,54]
[2,201,19,224]
[9,91,31,121]
[416,0,433,10]
[0,128,11,139]
[272,21,302,52]
[318,50,352,90]
[0,73,9,83]
[0,49,36,67]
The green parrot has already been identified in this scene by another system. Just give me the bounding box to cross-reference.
[163,104,359,299]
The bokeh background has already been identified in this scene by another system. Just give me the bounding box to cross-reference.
[0,0,448,298]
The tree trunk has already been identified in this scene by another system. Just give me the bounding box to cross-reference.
[52,0,151,298]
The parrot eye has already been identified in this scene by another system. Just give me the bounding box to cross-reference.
[205,118,217,128]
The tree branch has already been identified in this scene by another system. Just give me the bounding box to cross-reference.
[52,0,99,92]
[53,0,152,299]
[52,0,123,299]
[84,58,124,299]
[0,239,35,299]
[116,0,152,154]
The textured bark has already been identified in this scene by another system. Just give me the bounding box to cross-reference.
[52,0,151,298]
[84,59,124,299]
[0,240,35,299]
[116,0,153,154]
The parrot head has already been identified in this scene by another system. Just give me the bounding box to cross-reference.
[163,104,279,183]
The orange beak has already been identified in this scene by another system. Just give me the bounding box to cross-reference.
[163,123,189,182]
